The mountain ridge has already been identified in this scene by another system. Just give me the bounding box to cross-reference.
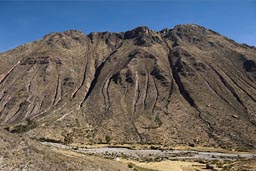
[0,24,256,149]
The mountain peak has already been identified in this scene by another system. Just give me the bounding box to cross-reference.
[124,26,153,39]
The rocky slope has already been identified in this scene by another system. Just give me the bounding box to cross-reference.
[0,129,129,171]
[0,24,256,148]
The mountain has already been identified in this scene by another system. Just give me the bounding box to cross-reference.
[0,24,256,148]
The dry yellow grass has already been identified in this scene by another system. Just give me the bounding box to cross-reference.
[119,159,212,171]
[53,148,130,170]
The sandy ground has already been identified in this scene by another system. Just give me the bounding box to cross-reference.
[119,159,213,171]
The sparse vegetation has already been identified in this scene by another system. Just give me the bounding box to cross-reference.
[127,162,158,171]
[105,135,111,144]
[5,118,37,133]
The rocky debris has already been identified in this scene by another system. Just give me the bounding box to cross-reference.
[41,142,256,162]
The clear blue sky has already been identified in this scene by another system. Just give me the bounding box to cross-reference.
[0,0,256,52]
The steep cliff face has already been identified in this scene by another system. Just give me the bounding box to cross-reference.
[0,24,256,148]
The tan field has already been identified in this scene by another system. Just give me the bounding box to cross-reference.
[120,159,214,171]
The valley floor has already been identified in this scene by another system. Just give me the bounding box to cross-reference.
[43,142,256,171]
[1,128,256,171]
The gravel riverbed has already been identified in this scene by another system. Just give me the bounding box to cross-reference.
[42,142,256,162]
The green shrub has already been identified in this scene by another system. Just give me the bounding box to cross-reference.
[105,135,111,144]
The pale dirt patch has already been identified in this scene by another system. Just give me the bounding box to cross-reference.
[119,159,210,171]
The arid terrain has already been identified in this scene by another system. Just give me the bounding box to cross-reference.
[0,24,256,170]
[1,128,256,171]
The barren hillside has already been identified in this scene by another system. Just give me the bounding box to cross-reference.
[0,24,256,148]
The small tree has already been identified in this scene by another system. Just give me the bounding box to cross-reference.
[105,135,111,144]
